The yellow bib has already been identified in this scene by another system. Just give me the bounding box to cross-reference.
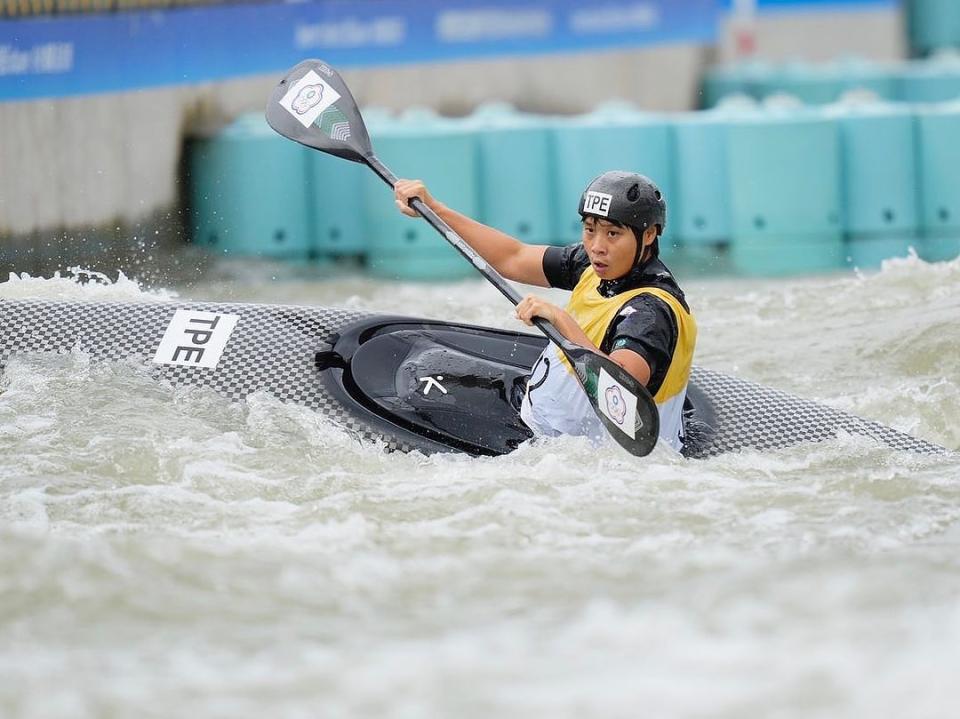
[561,266,697,405]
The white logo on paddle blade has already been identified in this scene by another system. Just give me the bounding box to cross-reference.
[291,83,324,115]
[604,385,627,424]
[279,69,342,128]
[419,375,448,396]
[597,367,640,439]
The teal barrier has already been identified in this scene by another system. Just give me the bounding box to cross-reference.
[896,58,960,102]
[305,108,394,258]
[552,104,674,253]
[187,136,230,252]
[915,102,960,261]
[701,61,776,107]
[765,62,846,105]
[703,59,897,107]
[307,152,367,258]
[702,57,960,108]
[701,65,752,108]
[188,89,960,277]
[469,107,559,246]
[774,60,898,105]
[187,114,311,258]
[363,110,480,280]
[907,0,960,56]
[672,109,738,274]
[725,109,843,275]
[828,103,919,268]
[672,111,731,247]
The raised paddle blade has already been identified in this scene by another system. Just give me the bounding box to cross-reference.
[564,343,660,457]
[265,59,373,164]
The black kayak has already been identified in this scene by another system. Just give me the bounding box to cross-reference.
[0,298,946,458]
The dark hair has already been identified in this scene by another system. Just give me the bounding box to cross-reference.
[629,225,660,263]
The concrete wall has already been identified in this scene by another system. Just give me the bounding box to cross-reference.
[718,5,906,63]
[0,41,711,274]
[0,4,906,275]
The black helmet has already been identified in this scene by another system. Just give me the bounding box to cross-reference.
[578,171,667,236]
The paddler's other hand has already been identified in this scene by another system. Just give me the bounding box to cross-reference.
[394,179,433,218]
[516,294,561,327]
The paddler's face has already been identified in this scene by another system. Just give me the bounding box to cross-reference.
[581,217,641,280]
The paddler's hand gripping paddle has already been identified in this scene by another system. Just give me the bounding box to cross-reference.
[266,60,660,457]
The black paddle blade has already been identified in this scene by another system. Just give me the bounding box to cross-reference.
[265,59,373,164]
[566,345,660,457]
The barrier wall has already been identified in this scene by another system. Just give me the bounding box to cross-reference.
[907,0,960,57]
[703,55,960,108]
[187,98,960,280]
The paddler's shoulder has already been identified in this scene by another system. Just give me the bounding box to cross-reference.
[637,259,689,310]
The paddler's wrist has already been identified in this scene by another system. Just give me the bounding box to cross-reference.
[555,310,598,352]
[429,198,451,219]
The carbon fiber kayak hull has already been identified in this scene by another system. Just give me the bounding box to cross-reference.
[0,298,945,458]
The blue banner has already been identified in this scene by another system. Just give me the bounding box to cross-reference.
[720,0,895,8]
[0,0,717,101]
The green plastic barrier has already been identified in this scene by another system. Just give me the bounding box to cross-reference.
[307,107,393,258]
[725,108,843,275]
[186,135,230,252]
[703,59,896,108]
[467,106,559,246]
[701,65,754,108]
[672,110,731,246]
[826,102,919,268]
[552,103,674,253]
[907,0,960,57]
[187,113,311,258]
[915,101,960,261]
[671,109,736,274]
[766,60,897,106]
[896,57,960,103]
[362,109,481,280]
[765,61,846,105]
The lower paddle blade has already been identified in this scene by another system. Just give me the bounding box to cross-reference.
[568,346,660,457]
[265,59,373,164]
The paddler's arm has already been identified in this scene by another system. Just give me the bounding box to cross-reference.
[516,294,653,388]
[394,179,550,287]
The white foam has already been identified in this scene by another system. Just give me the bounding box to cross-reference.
[1,260,958,717]
[0,267,176,302]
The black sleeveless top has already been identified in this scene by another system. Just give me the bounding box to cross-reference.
[541,244,689,396]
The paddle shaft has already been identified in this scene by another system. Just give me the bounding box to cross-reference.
[366,154,572,351]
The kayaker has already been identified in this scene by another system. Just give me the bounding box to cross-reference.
[394,171,697,452]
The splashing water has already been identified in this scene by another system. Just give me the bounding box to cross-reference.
[0,257,958,718]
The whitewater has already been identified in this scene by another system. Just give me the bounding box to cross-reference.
[1,253,958,718]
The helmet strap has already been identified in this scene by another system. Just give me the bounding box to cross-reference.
[632,226,649,267]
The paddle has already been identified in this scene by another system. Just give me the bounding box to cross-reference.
[265,59,660,457]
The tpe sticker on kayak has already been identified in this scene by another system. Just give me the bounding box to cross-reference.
[279,70,342,128]
[597,367,639,439]
[153,310,240,369]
